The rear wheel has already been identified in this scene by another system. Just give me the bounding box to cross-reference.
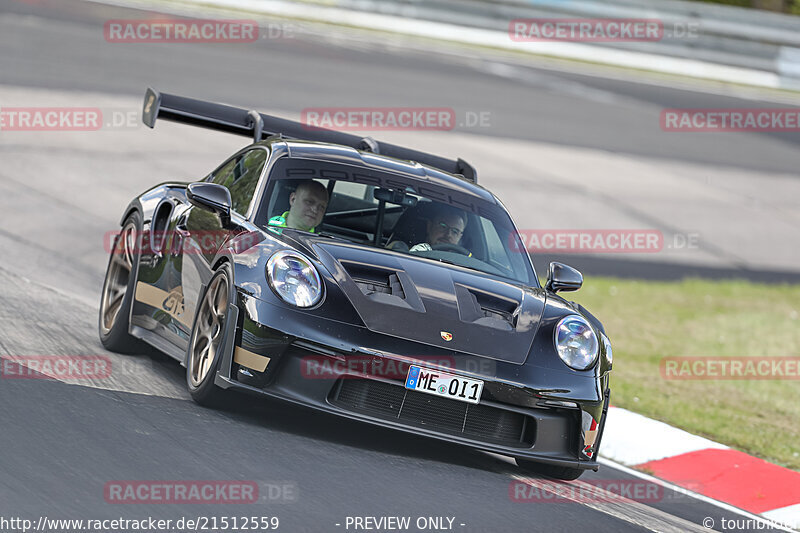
[186,264,231,406]
[99,212,143,353]
[515,459,585,481]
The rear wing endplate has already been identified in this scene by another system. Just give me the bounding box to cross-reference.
[142,88,477,183]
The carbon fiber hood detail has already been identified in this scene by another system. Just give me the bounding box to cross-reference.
[314,241,545,364]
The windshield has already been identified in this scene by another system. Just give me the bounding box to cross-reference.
[255,158,536,286]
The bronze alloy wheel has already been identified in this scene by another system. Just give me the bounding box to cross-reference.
[189,272,229,387]
[100,221,138,335]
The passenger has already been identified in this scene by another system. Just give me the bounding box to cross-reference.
[268,180,329,232]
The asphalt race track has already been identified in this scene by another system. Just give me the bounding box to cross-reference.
[0,0,797,531]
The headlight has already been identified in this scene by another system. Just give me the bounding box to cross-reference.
[554,315,599,370]
[266,251,323,307]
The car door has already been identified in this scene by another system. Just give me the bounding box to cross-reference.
[129,188,190,353]
[175,147,269,343]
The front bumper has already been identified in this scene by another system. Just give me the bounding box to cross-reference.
[216,291,609,470]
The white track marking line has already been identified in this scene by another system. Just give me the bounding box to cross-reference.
[763,505,800,530]
[488,452,797,532]
[601,406,728,466]
[1,354,188,400]
[511,474,714,533]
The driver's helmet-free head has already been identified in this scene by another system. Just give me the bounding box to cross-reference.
[426,205,467,246]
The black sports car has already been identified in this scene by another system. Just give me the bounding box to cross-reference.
[99,88,612,480]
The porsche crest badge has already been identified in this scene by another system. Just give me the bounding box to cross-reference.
[440,331,453,341]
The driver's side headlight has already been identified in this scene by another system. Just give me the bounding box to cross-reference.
[266,251,323,307]
[554,315,599,370]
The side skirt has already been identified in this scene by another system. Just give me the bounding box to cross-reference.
[130,324,186,362]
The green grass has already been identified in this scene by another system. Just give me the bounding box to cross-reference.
[690,0,800,14]
[567,277,800,470]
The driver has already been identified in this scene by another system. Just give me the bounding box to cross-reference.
[408,206,469,254]
[268,180,329,232]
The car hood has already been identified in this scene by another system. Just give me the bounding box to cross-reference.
[309,239,545,365]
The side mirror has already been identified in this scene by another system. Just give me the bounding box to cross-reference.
[545,262,583,293]
[187,183,232,222]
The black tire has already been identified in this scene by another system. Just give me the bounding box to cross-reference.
[186,263,232,406]
[516,459,585,481]
[99,211,144,353]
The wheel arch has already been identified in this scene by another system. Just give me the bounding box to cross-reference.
[212,256,231,272]
[119,198,145,227]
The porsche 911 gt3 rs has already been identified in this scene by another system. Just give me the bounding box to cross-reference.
[99,88,612,480]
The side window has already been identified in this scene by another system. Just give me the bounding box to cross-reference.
[210,149,268,215]
[267,179,331,220]
[481,218,512,270]
[209,157,237,185]
[331,182,374,202]
[326,182,378,213]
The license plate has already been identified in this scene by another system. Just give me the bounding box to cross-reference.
[404,365,483,405]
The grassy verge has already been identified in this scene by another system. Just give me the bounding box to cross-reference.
[693,0,800,15]
[568,277,800,470]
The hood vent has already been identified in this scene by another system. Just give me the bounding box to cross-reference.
[343,263,404,298]
[360,272,405,299]
[341,262,415,310]
[455,284,519,330]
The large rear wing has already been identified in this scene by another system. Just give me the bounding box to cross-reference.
[142,88,477,183]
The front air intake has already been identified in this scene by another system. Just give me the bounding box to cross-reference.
[331,378,535,448]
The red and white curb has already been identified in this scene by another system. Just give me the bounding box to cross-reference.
[601,406,800,527]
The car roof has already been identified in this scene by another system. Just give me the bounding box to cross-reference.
[258,138,498,205]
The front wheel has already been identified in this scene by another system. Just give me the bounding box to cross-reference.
[515,459,585,481]
[99,212,144,353]
[186,264,232,406]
